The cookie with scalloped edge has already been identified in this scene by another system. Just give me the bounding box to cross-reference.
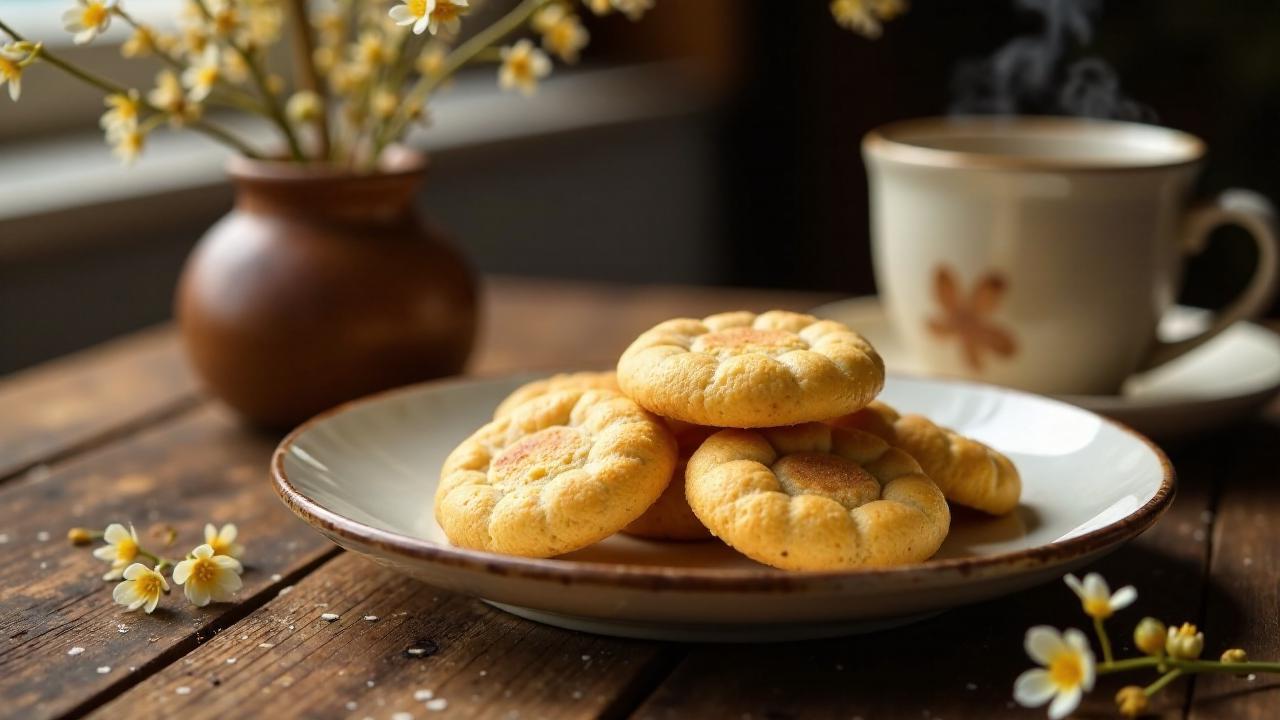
[617,310,884,428]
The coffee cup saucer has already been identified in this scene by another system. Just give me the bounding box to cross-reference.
[812,296,1280,441]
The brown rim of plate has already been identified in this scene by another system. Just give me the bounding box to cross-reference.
[270,372,1176,593]
[862,116,1206,173]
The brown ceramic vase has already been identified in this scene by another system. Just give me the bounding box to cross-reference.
[176,148,477,430]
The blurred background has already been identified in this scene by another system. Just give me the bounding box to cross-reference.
[1,0,1278,373]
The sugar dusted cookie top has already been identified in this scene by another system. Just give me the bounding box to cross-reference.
[684,423,950,570]
[833,401,1022,516]
[616,310,885,428]
[435,389,676,558]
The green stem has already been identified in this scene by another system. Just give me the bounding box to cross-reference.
[191,0,305,160]
[1094,617,1115,665]
[1145,669,1183,695]
[0,19,262,158]
[376,0,554,154]
[1098,656,1280,675]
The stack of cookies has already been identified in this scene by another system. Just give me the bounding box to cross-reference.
[434,311,1021,571]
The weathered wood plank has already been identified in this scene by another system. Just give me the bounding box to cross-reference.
[0,405,336,720]
[90,552,679,720]
[1188,410,1280,719]
[631,444,1217,720]
[0,327,199,482]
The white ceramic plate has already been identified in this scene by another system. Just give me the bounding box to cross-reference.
[272,373,1173,642]
[813,297,1280,441]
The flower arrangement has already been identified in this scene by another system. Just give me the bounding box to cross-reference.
[1014,573,1280,718]
[69,522,246,612]
[0,0,905,169]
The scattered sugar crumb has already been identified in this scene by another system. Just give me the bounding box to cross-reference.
[240,634,248,641]
[36,531,50,542]
[0,533,9,543]
[1192,529,1207,542]
[581,654,591,662]
[258,642,275,649]
[1244,558,1254,566]
[425,698,448,712]
[128,666,136,672]
[391,713,413,720]
[1248,673,1258,681]
[226,658,237,664]
[571,690,583,700]
[366,680,376,688]
[363,615,379,622]
[39,561,48,569]
[97,666,111,674]
[278,586,294,596]
[271,573,283,582]
[288,625,295,631]
[68,647,85,656]
[414,689,434,701]
[116,624,129,634]
[406,648,427,657]
[478,670,487,677]
[345,701,357,711]
[175,686,191,695]
[316,603,329,608]
[320,613,340,622]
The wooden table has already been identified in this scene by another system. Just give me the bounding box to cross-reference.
[2,277,1277,720]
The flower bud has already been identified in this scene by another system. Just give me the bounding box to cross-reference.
[1221,648,1247,664]
[1133,617,1167,656]
[285,90,322,124]
[1166,622,1204,660]
[67,527,93,545]
[1115,686,1148,718]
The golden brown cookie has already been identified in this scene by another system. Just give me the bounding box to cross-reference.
[616,311,884,428]
[684,423,950,570]
[622,420,716,541]
[493,371,619,419]
[832,401,1021,516]
[436,389,677,557]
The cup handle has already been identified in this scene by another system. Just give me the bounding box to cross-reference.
[1138,189,1280,371]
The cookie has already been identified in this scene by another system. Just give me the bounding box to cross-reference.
[492,371,619,419]
[832,401,1021,515]
[435,389,678,557]
[616,311,884,428]
[622,419,716,541]
[685,422,949,570]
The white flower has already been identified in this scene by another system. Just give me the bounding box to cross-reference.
[0,44,27,102]
[389,0,437,36]
[584,0,614,16]
[92,523,140,580]
[286,90,322,123]
[182,45,221,102]
[498,39,551,97]
[148,69,203,126]
[1064,573,1136,620]
[537,8,589,64]
[611,0,653,21]
[172,544,242,607]
[204,523,245,559]
[829,0,905,39]
[427,0,468,36]
[62,0,118,46]
[111,563,168,613]
[100,91,140,138]
[110,127,146,166]
[1014,626,1096,720]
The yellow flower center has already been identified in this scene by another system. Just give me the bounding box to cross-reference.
[409,0,429,19]
[82,3,109,29]
[197,65,219,87]
[434,2,461,21]
[1049,653,1083,689]
[116,537,138,563]
[1084,597,1113,619]
[137,574,162,596]
[508,55,531,79]
[0,57,18,81]
[191,558,217,584]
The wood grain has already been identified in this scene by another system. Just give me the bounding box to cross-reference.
[0,327,199,483]
[1188,409,1280,719]
[631,446,1218,720]
[90,552,679,720]
[0,406,335,720]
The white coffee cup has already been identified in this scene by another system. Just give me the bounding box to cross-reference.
[863,116,1279,395]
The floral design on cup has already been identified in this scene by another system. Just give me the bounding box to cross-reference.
[926,265,1017,372]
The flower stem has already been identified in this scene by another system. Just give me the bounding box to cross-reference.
[191,0,305,161]
[285,0,330,157]
[1099,656,1280,675]
[1094,617,1115,665]
[0,17,262,158]
[1145,668,1183,695]
[376,0,554,154]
